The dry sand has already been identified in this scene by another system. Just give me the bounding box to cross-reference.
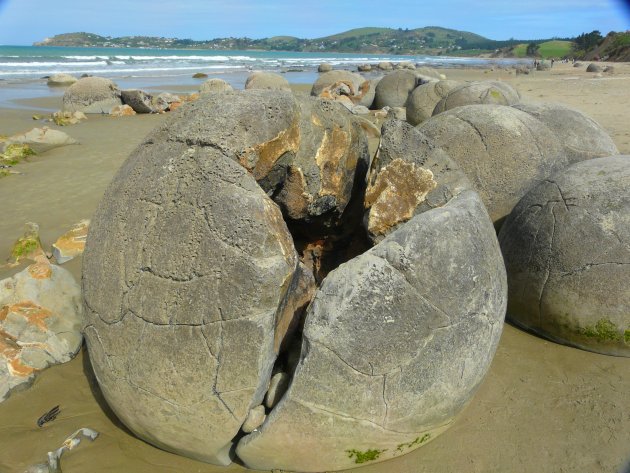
[0,65,629,473]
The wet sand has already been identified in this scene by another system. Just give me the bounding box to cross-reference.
[1,66,629,473]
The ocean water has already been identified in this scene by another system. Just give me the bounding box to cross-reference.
[0,45,529,80]
[0,45,527,108]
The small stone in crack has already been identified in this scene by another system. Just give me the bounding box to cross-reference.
[242,405,267,433]
[265,372,290,409]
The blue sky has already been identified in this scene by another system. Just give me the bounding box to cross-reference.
[0,0,628,45]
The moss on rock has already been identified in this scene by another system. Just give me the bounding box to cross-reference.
[346,448,386,464]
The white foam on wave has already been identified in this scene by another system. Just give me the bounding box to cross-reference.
[0,61,109,67]
[0,64,246,76]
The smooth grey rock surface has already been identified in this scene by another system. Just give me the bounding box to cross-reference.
[62,77,122,114]
[586,63,602,72]
[373,70,422,109]
[82,93,303,465]
[512,101,618,164]
[406,80,461,126]
[245,72,291,91]
[237,190,507,471]
[432,81,520,115]
[199,78,233,95]
[417,104,567,223]
[499,156,630,357]
[318,63,333,73]
[364,120,471,241]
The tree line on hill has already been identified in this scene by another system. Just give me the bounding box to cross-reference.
[34,28,630,60]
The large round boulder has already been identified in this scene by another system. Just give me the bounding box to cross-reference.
[199,78,233,95]
[245,72,290,91]
[417,104,567,223]
[318,63,333,73]
[512,101,618,164]
[432,81,520,115]
[499,156,630,357]
[82,94,307,465]
[373,70,424,109]
[586,63,602,73]
[415,66,444,81]
[62,77,122,114]
[83,89,507,472]
[311,70,375,108]
[406,80,461,126]
[236,190,507,471]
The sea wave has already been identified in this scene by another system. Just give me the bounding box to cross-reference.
[0,64,246,76]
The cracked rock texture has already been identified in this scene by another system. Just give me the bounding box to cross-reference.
[417,104,567,223]
[275,97,369,235]
[512,101,619,164]
[364,120,471,242]
[499,156,630,357]
[405,80,461,126]
[432,81,521,115]
[311,71,375,108]
[82,119,303,463]
[1,262,82,402]
[237,190,507,471]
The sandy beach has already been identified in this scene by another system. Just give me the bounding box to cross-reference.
[0,62,629,473]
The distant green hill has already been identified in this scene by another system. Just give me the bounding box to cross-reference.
[34,29,588,57]
[34,28,500,54]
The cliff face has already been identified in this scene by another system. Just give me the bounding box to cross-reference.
[583,32,630,61]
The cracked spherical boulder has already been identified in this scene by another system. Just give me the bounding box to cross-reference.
[512,101,619,164]
[499,156,630,357]
[406,79,461,126]
[311,71,375,108]
[417,104,567,223]
[432,81,520,115]
[237,190,507,471]
[364,120,470,242]
[83,89,507,471]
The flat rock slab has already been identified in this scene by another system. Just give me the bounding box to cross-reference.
[0,263,82,403]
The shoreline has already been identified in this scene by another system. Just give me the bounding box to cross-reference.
[0,63,629,473]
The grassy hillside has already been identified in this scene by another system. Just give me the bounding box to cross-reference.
[321,27,392,41]
[538,40,573,58]
[502,40,573,58]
